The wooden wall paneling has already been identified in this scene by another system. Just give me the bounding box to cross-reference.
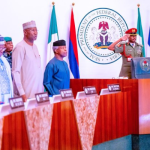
[49,100,82,150]
[104,94,112,142]
[2,112,30,150]
[0,119,4,150]
[115,92,125,137]
[127,90,133,135]
[93,79,139,145]
[138,79,150,134]
[123,91,129,136]
[111,93,117,140]
[70,79,83,98]
[69,102,81,149]
[0,79,139,150]
[99,94,105,143]
[2,114,12,150]
[132,80,139,134]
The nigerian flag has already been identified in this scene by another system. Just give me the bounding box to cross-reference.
[47,5,59,63]
[137,6,145,57]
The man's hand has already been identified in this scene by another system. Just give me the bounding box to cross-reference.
[108,34,130,51]
[21,94,27,102]
[120,34,130,41]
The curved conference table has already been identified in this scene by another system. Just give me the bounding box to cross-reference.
[0,79,149,150]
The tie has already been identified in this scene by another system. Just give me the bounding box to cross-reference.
[130,43,135,47]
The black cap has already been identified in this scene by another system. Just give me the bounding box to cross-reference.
[53,40,66,46]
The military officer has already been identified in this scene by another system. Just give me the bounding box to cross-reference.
[3,37,13,69]
[108,28,143,78]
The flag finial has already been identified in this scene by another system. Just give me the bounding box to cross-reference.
[52,2,55,5]
[137,4,140,7]
[72,3,75,6]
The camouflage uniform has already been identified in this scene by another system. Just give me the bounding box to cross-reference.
[114,42,143,78]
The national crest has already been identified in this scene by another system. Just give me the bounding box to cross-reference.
[77,8,128,64]
[140,59,150,72]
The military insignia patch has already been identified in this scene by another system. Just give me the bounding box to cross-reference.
[140,59,150,71]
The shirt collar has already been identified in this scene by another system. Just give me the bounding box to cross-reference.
[130,43,135,47]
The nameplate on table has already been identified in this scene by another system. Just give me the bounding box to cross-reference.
[35,92,49,103]
[108,84,121,92]
[83,86,97,95]
[9,96,24,109]
[59,89,74,99]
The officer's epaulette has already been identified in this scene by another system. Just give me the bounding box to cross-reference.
[137,43,143,47]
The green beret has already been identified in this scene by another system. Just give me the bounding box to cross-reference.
[4,37,12,42]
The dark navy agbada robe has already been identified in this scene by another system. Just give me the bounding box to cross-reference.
[43,57,70,96]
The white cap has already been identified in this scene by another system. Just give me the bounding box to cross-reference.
[22,21,36,30]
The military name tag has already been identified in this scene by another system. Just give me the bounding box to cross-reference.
[9,96,24,109]
[108,84,121,92]
[59,89,74,99]
[35,92,49,103]
[83,86,97,95]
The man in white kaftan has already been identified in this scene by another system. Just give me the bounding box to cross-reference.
[0,36,13,103]
[12,21,43,101]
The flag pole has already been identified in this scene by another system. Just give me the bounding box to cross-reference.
[69,2,80,78]
[46,1,59,63]
[137,3,146,57]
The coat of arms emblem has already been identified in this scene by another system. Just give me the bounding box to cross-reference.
[140,59,150,71]
[78,8,128,64]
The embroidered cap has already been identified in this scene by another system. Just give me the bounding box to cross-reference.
[22,21,36,30]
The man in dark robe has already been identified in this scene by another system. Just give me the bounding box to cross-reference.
[43,40,70,96]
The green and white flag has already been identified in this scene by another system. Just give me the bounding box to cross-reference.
[47,5,59,63]
[137,6,145,57]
